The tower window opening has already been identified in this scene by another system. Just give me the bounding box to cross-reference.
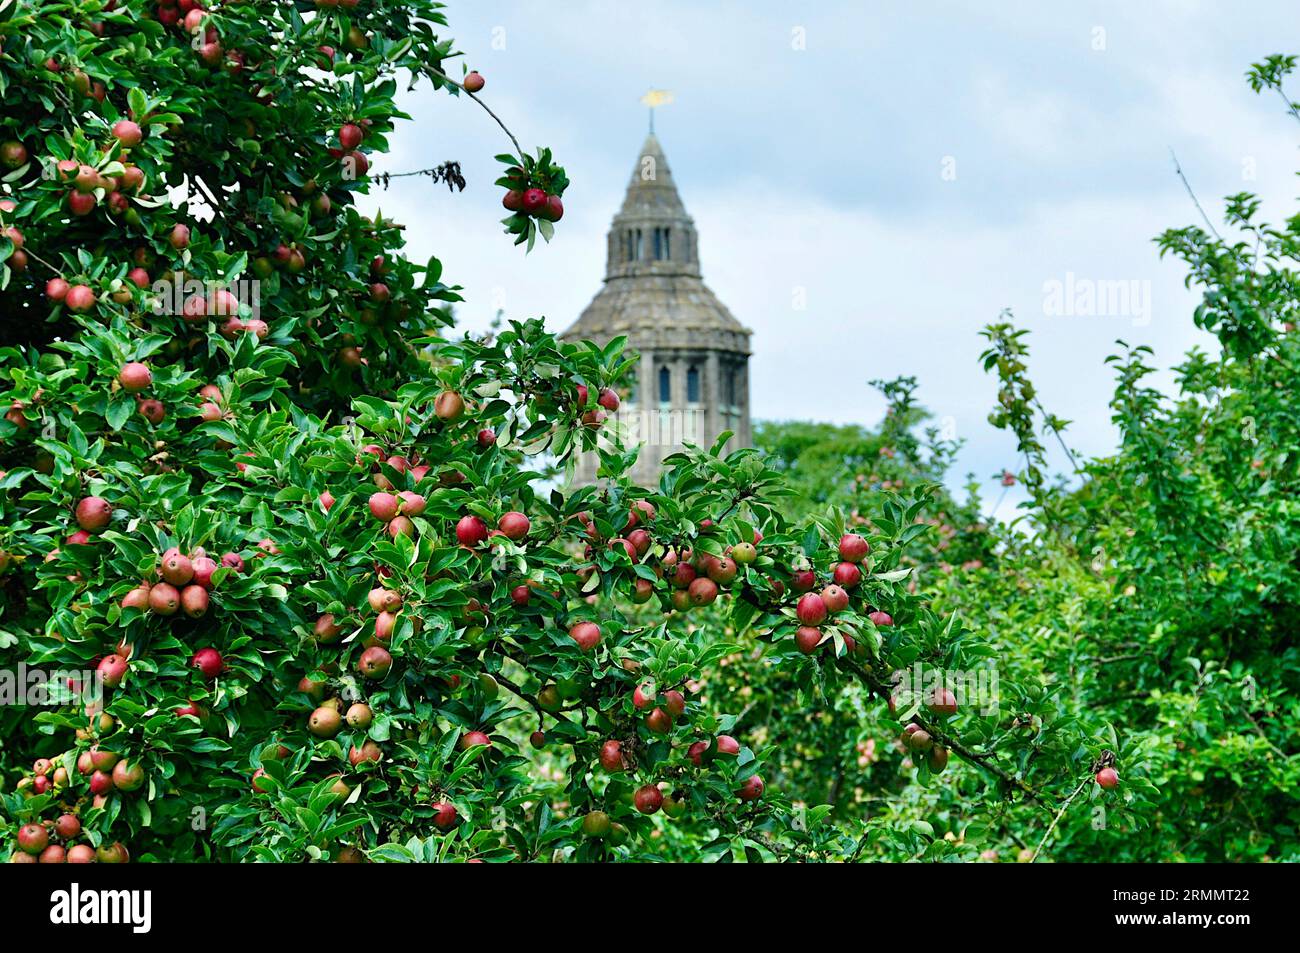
[653,228,672,261]
[658,366,671,404]
[687,366,700,403]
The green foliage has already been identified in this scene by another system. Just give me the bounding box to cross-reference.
[0,0,959,865]
[0,0,1294,864]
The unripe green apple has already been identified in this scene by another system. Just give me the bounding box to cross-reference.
[582,811,611,838]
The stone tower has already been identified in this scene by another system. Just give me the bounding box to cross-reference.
[561,133,752,487]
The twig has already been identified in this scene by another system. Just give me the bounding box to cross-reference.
[16,246,62,276]
[1096,652,1144,665]
[990,482,1011,520]
[430,68,525,162]
[1029,775,1090,862]
[1031,396,1082,475]
[1245,712,1287,758]
[849,828,873,863]
[1169,148,1223,241]
[492,667,580,726]
[375,161,466,192]
[843,659,1051,809]
[1271,85,1300,126]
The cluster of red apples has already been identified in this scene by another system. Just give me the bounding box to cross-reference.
[9,717,138,864]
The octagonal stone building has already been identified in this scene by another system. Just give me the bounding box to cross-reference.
[561,133,752,487]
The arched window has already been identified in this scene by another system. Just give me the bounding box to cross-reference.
[634,229,643,261]
[723,367,736,406]
[687,366,700,403]
[658,366,671,404]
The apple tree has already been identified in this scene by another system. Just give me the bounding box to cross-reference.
[0,0,940,864]
[0,0,1143,866]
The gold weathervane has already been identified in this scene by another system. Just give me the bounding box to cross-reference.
[641,89,674,133]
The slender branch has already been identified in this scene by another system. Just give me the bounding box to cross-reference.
[495,646,589,726]
[1169,148,1223,241]
[1096,652,1144,665]
[1029,775,1090,862]
[1245,712,1287,758]
[491,669,547,717]
[990,481,1012,520]
[430,68,525,162]
[1271,85,1300,126]
[492,667,583,726]
[842,658,1051,808]
[16,246,62,276]
[374,161,466,193]
[1031,396,1082,475]
[826,764,846,807]
[849,829,872,863]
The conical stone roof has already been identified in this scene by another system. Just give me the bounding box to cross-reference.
[562,134,751,354]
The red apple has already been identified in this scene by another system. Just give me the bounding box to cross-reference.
[75,496,112,531]
[368,492,400,521]
[833,561,862,588]
[97,654,128,689]
[456,514,488,546]
[497,511,530,540]
[339,123,364,149]
[191,647,223,679]
[821,584,849,613]
[522,188,547,214]
[148,582,180,615]
[432,801,458,831]
[838,533,870,562]
[795,626,822,654]
[687,577,719,607]
[796,593,827,626]
[568,621,601,652]
[927,687,958,716]
[737,774,765,801]
[111,119,143,147]
[599,739,624,772]
[634,783,663,815]
[357,645,392,679]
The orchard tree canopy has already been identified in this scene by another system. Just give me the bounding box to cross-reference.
[0,1,1297,866]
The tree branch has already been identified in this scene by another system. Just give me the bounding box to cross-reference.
[430,68,525,162]
[1029,775,1090,862]
[1169,148,1224,242]
[842,658,1052,809]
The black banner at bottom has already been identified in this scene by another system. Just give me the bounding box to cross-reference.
[0,861,1275,942]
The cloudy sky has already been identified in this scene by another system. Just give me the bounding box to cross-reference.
[358,0,1299,513]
